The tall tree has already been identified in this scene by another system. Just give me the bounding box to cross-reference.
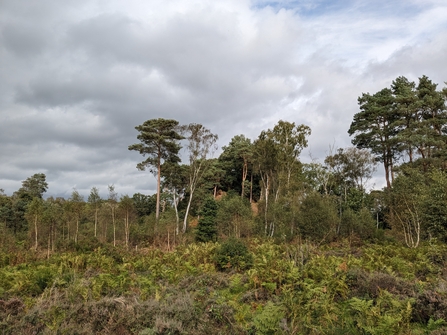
[182,123,218,233]
[349,88,399,189]
[271,121,310,198]
[17,173,48,199]
[219,135,253,198]
[253,120,310,237]
[413,75,447,169]
[128,118,183,223]
[253,130,277,235]
[391,76,418,163]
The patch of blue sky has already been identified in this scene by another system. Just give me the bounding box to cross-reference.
[251,0,348,15]
[251,0,423,19]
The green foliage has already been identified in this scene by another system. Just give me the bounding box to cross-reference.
[16,173,48,199]
[1,239,447,334]
[297,192,338,242]
[214,238,253,272]
[253,301,285,335]
[339,207,377,241]
[346,290,413,335]
[217,193,253,238]
[195,198,218,242]
[219,134,253,197]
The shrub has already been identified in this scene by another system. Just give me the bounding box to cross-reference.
[214,238,253,272]
[195,198,218,243]
[297,192,338,243]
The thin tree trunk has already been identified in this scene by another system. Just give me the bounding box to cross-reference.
[125,209,130,249]
[156,153,161,223]
[250,172,253,203]
[183,191,194,233]
[173,189,180,234]
[264,175,270,236]
[94,207,98,237]
[75,218,79,243]
[241,159,248,198]
[34,215,38,251]
[47,231,51,259]
[112,207,116,247]
[183,165,201,233]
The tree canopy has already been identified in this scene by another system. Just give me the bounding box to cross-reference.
[128,118,184,222]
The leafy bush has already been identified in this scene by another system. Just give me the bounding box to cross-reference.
[297,192,338,243]
[214,238,253,272]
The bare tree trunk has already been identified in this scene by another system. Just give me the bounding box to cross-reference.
[75,218,79,244]
[241,159,248,197]
[34,215,38,251]
[250,172,253,203]
[183,170,199,233]
[94,207,98,238]
[263,175,270,236]
[173,189,180,235]
[112,207,116,247]
[125,209,130,249]
[156,154,161,223]
[47,231,51,259]
[183,194,194,233]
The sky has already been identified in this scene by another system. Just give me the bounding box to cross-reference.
[1,0,447,198]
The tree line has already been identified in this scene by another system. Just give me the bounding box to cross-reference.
[1,74,446,251]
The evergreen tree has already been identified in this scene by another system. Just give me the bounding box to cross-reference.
[129,118,184,223]
[195,197,218,242]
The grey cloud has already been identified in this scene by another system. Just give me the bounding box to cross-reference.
[1,0,446,197]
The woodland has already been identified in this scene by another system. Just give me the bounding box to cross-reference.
[1,75,447,334]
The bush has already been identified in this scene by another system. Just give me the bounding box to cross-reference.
[195,198,218,243]
[297,192,338,243]
[214,238,253,272]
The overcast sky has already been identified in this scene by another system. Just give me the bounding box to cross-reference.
[1,0,447,198]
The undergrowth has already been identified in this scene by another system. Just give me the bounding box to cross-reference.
[0,240,447,334]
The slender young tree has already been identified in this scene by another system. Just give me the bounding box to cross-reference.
[129,119,183,223]
[253,130,278,236]
[88,187,101,237]
[107,185,118,247]
[26,197,44,250]
[161,162,189,234]
[182,123,218,233]
[119,195,134,249]
[70,189,84,244]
